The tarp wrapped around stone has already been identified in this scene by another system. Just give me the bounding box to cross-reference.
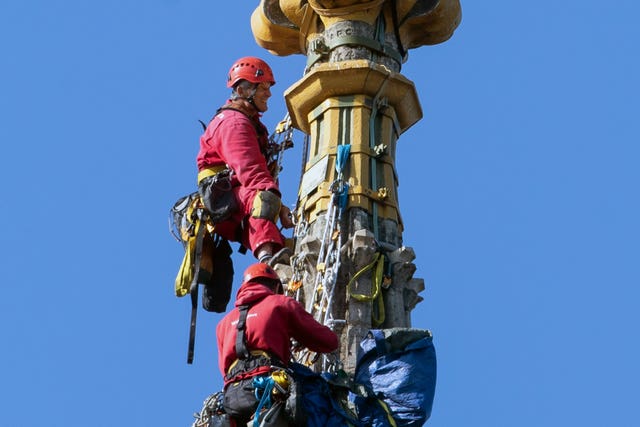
[354,328,437,426]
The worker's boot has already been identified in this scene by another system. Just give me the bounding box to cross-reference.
[266,247,291,267]
[262,247,292,284]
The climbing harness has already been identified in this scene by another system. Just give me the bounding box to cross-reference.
[224,306,286,384]
[223,304,291,426]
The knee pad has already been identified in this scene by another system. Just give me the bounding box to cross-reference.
[251,190,281,222]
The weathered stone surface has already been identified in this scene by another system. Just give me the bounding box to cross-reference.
[248,0,461,374]
[307,20,402,72]
[252,0,462,61]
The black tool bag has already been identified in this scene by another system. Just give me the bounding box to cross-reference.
[198,169,238,223]
[201,235,234,313]
[222,377,260,422]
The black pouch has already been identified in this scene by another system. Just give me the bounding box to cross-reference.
[202,236,234,313]
[284,371,307,426]
[198,170,238,223]
[223,378,259,421]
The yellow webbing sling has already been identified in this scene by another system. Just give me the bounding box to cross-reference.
[347,252,386,327]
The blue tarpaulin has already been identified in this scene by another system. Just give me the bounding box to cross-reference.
[289,363,363,427]
[354,328,437,427]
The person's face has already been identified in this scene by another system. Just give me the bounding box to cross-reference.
[252,82,272,112]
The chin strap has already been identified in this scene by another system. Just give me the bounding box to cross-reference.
[248,99,259,112]
[230,83,263,113]
[244,85,261,112]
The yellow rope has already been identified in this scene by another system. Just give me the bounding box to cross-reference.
[347,252,386,326]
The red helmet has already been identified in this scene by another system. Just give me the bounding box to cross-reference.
[242,263,279,284]
[227,57,275,88]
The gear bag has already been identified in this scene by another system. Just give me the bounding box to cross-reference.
[198,168,238,223]
[353,328,437,427]
[201,235,233,313]
[223,377,260,422]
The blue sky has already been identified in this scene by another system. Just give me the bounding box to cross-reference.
[1,1,639,426]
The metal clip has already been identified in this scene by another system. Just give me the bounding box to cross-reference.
[377,187,389,199]
[373,143,388,157]
[310,37,330,56]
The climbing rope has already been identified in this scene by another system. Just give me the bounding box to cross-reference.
[251,371,290,427]
[252,376,276,426]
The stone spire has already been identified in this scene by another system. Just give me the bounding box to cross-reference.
[252,0,461,372]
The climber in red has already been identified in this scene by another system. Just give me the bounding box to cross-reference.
[196,56,294,266]
[217,263,338,424]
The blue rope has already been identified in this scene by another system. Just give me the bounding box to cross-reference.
[252,376,275,427]
[336,144,351,209]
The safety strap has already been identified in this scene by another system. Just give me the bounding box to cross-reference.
[235,305,251,360]
[217,105,267,139]
[187,210,209,364]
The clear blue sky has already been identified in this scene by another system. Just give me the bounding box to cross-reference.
[1,1,639,426]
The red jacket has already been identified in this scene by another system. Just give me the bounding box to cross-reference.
[216,282,339,385]
[196,104,285,252]
[197,105,279,196]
